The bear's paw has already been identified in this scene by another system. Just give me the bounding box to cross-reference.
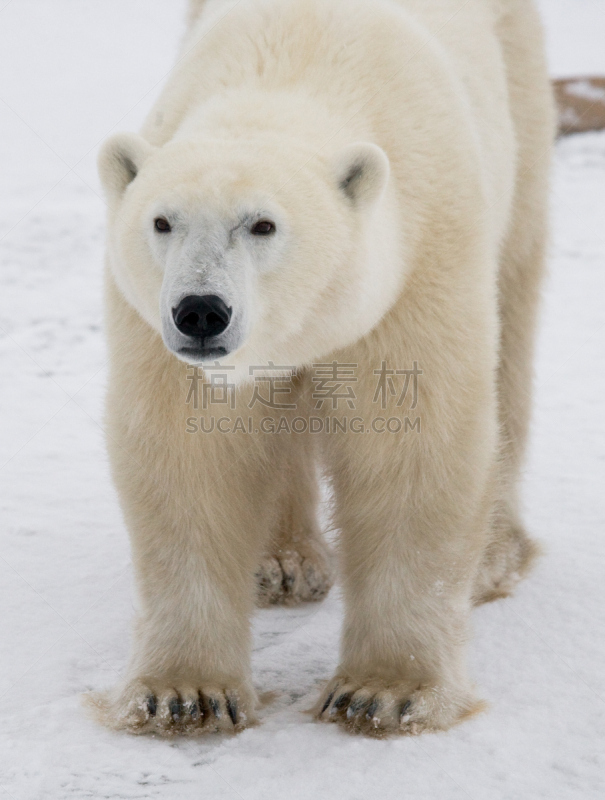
[255,547,333,607]
[83,680,257,736]
[314,675,485,737]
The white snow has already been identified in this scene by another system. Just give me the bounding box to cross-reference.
[0,1,604,798]
[536,0,605,78]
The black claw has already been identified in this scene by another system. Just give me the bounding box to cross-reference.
[365,698,380,721]
[208,696,221,719]
[320,688,337,715]
[147,695,157,717]
[187,701,199,720]
[197,691,207,722]
[226,695,238,725]
[169,697,182,721]
[333,692,352,711]
[347,697,369,719]
[400,700,412,720]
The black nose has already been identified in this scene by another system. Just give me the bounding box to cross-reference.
[172,295,232,339]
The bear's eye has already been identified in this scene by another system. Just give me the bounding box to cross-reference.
[250,219,276,236]
[154,217,171,233]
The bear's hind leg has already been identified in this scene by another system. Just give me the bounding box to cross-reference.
[472,202,546,605]
[473,4,554,605]
[256,428,334,606]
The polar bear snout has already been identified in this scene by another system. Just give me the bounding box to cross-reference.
[172,294,232,340]
[168,293,235,360]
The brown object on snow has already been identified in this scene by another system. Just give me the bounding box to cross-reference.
[554,76,605,136]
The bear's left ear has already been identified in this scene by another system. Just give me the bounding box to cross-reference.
[97,132,157,200]
[332,142,390,209]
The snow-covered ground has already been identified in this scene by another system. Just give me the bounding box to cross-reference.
[0,1,603,797]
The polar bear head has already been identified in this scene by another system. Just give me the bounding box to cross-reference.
[98,132,402,380]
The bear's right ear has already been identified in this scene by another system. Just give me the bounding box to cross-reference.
[332,142,390,209]
[97,132,156,199]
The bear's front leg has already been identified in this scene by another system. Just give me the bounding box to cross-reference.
[88,443,271,735]
[87,344,286,735]
[316,352,497,736]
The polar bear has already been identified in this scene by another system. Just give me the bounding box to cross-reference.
[88,0,554,736]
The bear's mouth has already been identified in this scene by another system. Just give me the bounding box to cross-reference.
[177,345,230,362]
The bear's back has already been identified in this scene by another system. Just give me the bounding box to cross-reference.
[142,0,538,243]
[144,0,508,145]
